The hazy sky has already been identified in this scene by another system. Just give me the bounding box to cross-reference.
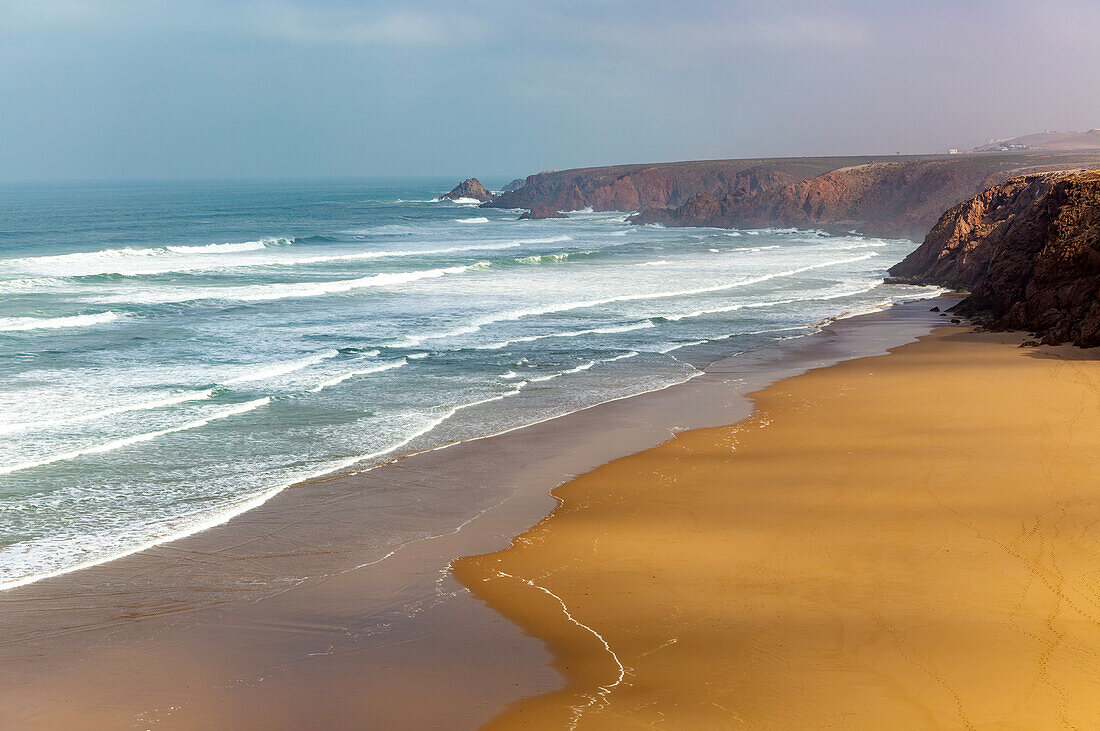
[2,0,1099,181]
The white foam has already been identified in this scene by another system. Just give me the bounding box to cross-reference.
[2,238,292,277]
[657,339,710,354]
[454,217,489,223]
[514,252,574,264]
[0,311,123,332]
[493,569,624,727]
[640,260,670,266]
[308,358,408,393]
[0,277,67,294]
[164,241,270,254]
[0,397,271,475]
[659,282,882,322]
[111,265,472,304]
[559,360,598,377]
[288,234,569,265]
[0,388,215,436]
[602,351,640,363]
[224,349,339,384]
[398,254,878,347]
[0,401,466,591]
[5,235,579,280]
[829,240,890,250]
[528,351,640,384]
[477,321,655,350]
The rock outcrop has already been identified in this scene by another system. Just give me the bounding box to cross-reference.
[477,152,1100,240]
[888,170,1100,346]
[483,157,901,214]
[441,178,495,203]
[634,153,1100,239]
[519,205,567,220]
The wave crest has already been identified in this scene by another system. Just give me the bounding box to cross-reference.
[0,312,123,332]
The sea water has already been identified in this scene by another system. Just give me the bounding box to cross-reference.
[0,178,939,588]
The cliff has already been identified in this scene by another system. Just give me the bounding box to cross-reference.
[479,152,1100,240]
[441,178,495,203]
[634,152,1100,239]
[888,170,1100,346]
[975,130,1100,153]
[484,156,914,213]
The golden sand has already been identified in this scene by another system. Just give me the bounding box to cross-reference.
[454,330,1100,729]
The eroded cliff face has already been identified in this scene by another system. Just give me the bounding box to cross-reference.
[485,152,1100,241]
[635,154,1100,239]
[888,170,1100,346]
[485,157,905,213]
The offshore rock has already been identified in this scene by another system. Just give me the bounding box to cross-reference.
[519,205,567,220]
[441,178,495,203]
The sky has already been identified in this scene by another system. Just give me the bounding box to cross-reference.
[1,0,1099,181]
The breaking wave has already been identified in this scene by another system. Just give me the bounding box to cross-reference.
[0,397,271,476]
[104,266,474,304]
[0,311,124,332]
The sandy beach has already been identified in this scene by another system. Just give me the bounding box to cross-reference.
[7,3,1099,728]
[456,327,1100,728]
[0,301,951,729]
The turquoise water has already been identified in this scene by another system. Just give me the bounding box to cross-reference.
[0,179,938,588]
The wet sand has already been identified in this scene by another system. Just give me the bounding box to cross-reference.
[456,328,1100,729]
[0,300,954,729]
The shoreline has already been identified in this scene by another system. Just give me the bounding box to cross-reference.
[0,283,932,595]
[456,326,1100,728]
[0,296,957,729]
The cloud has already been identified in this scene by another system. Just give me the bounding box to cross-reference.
[249,4,484,47]
[0,0,486,48]
[741,14,872,48]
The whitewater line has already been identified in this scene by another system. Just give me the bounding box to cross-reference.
[0,397,271,475]
[0,311,124,332]
[224,349,339,384]
[495,570,626,727]
[397,254,877,347]
[105,265,474,305]
[476,322,654,350]
[0,388,216,436]
[0,366,710,593]
[1,236,577,279]
[308,358,408,393]
[660,281,883,322]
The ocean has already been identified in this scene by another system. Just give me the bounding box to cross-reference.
[0,178,939,589]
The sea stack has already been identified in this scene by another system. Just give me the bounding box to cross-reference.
[441,178,495,203]
[519,205,567,220]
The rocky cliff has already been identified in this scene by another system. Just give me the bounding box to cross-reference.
[634,153,1100,239]
[485,156,911,213]
[481,152,1100,240]
[888,170,1100,346]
